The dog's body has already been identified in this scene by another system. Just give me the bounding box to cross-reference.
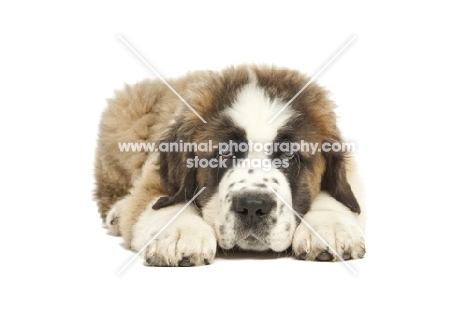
[94,65,366,266]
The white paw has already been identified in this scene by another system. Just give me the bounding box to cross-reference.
[133,204,217,267]
[105,200,123,236]
[292,210,365,261]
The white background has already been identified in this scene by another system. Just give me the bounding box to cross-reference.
[1,1,467,309]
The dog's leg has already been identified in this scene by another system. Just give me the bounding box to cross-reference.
[105,198,124,236]
[103,153,163,246]
[131,202,217,267]
[105,153,217,266]
[292,161,366,261]
[292,192,366,261]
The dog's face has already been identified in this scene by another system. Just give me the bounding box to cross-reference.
[155,66,360,252]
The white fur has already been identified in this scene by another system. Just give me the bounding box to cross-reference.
[292,163,366,260]
[132,201,217,266]
[225,82,293,143]
[204,75,298,252]
[203,163,295,252]
[105,198,127,236]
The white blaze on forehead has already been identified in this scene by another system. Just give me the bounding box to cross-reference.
[225,82,293,143]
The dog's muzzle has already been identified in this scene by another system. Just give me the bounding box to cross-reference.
[232,191,276,226]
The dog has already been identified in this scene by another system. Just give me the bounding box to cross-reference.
[94,65,366,267]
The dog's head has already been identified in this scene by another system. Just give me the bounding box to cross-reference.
[154,65,359,252]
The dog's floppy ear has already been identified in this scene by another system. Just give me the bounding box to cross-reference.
[320,143,360,214]
[153,122,198,210]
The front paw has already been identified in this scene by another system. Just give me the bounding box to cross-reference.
[292,211,365,261]
[105,200,123,236]
[143,219,217,267]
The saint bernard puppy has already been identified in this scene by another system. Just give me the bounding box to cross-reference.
[94,65,366,267]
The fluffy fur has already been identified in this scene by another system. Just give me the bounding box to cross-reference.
[94,64,366,266]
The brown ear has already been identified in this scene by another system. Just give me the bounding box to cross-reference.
[153,122,198,210]
[320,147,360,214]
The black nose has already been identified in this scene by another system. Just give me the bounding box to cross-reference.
[232,193,275,225]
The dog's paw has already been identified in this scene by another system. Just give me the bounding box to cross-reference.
[292,211,365,261]
[142,216,217,267]
[105,201,123,236]
[132,202,218,267]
